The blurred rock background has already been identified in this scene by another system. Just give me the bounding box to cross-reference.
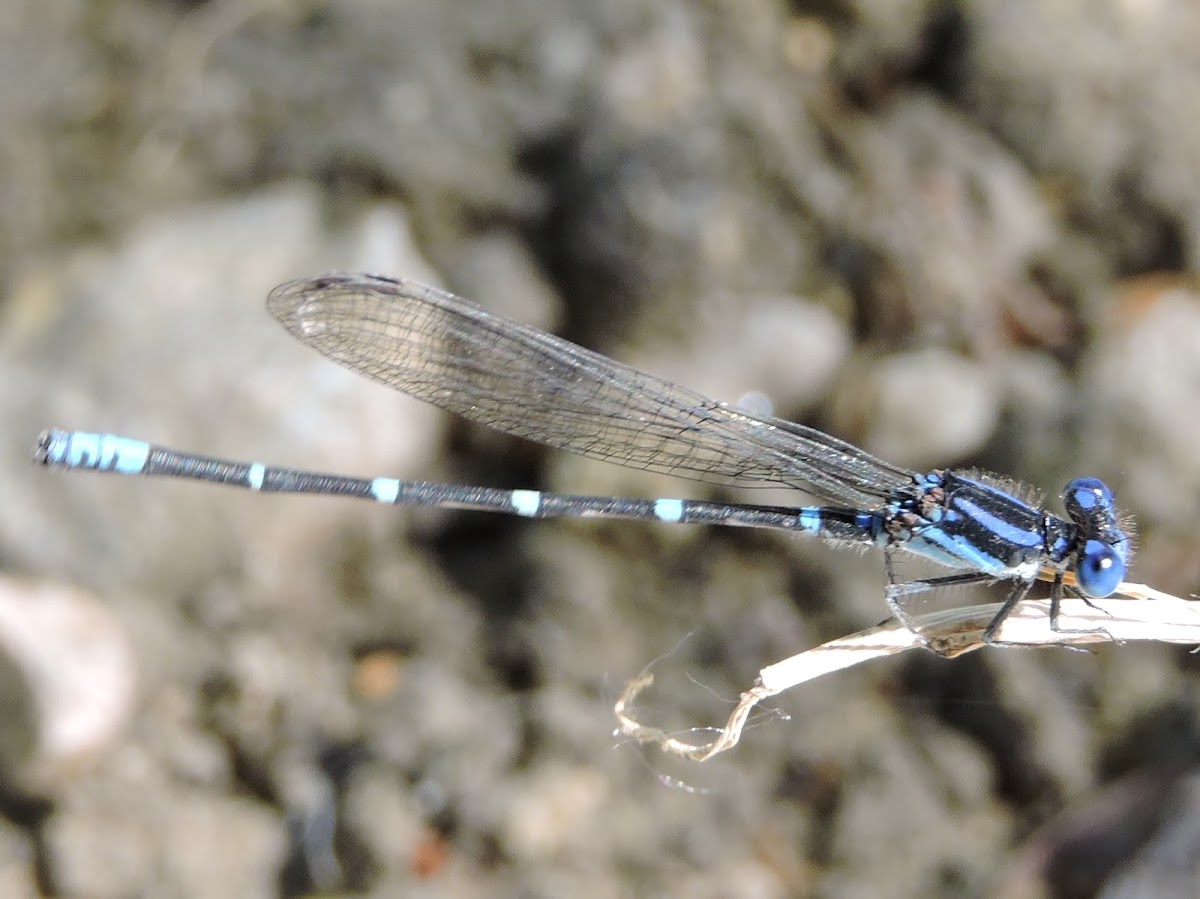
[2,0,1200,896]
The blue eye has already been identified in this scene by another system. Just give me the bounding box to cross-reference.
[1076,540,1125,597]
[1065,477,1114,512]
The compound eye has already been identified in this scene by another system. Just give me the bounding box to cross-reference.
[1076,540,1125,597]
[1065,477,1114,512]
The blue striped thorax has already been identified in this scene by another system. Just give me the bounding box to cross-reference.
[877,470,1129,596]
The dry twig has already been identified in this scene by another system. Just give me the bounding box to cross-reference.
[614,580,1198,762]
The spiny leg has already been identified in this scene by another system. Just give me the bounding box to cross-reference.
[883,550,996,646]
[981,579,1036,644]
[1049,572,1118,645]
